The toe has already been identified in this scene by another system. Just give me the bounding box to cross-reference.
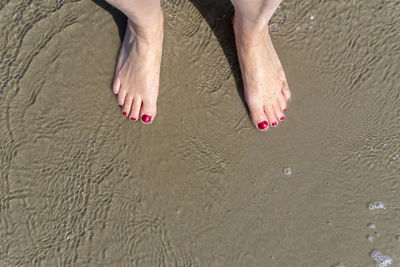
[117,89,127,108]
[129,98,141,121]
[113,77,121,95]
[247,99,269,131]
[282,81,291,101]
[122,95,133,117]
[264,104,278,127]
[140,98,157,124]
[274,103,285,122]
[277,95,287,112]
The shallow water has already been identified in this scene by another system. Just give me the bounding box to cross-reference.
[0,0,399,266]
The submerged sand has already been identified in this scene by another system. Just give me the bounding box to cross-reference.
[0,0,399,266]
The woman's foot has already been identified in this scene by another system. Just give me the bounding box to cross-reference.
[113,11,163,124]
[233,15,291,131]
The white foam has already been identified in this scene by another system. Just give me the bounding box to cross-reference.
[368,223,377,229]
[368,201,386,210]
[371,250,393,267]
[283,167,292,176]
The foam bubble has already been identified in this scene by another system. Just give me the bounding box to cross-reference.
[335,264,345,267]
[368,201,386,210]
[367,235,374,242]
[283,167,292,176]
[371,250,392,267]
[368,223,377,229]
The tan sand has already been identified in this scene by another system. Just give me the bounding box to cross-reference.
[0,0,399,266]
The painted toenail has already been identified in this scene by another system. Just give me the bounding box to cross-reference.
[272,122,278,127]
[142,114,152,123]
[123,112,127,116]
[130,117,136,121]
[283,109,286,112]
[280,116,285,121]
[119,105,123,108]
[257,121,268,130]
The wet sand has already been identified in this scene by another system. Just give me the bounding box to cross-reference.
[0,0,399,266]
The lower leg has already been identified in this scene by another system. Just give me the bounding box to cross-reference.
[106,0,162,31]
[231,0,291,131]
[105,0,163,124]
[231,0,281,29]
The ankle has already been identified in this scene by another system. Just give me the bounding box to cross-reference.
[127,10,164,44]
[233,14,270,47]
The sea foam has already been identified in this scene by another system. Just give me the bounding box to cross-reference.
[371,250,393,267]
[368,201,386,210]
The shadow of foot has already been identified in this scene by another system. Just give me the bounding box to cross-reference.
[91,0,126,41]
[187,0,246,108]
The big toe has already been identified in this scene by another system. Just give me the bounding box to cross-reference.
[248,99,269,131]
[140,98,157,124]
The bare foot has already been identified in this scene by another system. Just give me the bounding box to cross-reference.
[233,15,291,131]
[113,12,163,124]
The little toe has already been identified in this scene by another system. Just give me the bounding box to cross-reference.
[265,104,278,127]
[282,82,291,101]
[140,98,157,124]
[129,98,141,121]
[113,78,121,95]
[248,100,269,131]
[122,95,133,116]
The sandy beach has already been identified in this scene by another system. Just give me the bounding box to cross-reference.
[0,0,399,266]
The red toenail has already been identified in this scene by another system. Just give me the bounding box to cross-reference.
[283,109,286,112]
[272,122,277,127]
[123,112,127,116]
[142,114,152,123]
[280,116,285,121]
[130,117,136,121]
[257,121,268,130]
[119,105,122,108]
